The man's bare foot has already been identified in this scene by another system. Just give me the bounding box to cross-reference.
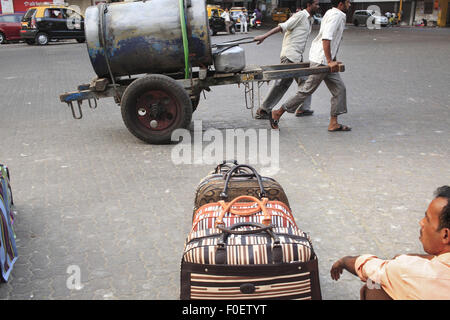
[269,110,280,130]
[328,124,352,132]
[272,108,284,121]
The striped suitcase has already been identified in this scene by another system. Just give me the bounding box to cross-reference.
[180,259,321,300]
[180,222,321,300]
[193,163,290,215]
[181,196,322,300]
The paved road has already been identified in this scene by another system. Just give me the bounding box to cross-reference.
[0,25,449,300]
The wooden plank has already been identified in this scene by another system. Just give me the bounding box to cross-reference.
[89,78,110,92]
[260,62,310,71]
[262,64,345,80]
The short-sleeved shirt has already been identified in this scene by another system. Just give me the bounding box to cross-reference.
[309,7,346,65]
[221,11,230,22]
[355,253,450,300]
[278,9,314,63]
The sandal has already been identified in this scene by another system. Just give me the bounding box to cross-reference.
[295,109,314,117]
[255,108,269,120]
[269,111,280,130]
[328,124,351,132]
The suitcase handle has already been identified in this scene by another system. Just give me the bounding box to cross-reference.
[214,160,238,174]
[217,222,275,237]
[215,195,271,227]
[215,222,282,264]
[221,164,266,199]
[214,161,254,176]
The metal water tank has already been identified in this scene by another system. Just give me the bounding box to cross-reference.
[85,0,213,78]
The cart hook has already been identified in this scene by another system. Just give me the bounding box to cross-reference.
[88,98,98,109]
[68,101,83,120]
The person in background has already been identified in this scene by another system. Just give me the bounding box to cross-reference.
[255,8,262,21]
[267,0,351,131]
[221,8,232,34]
[330,186,450,300]
[239,10,248,34]
[254,0,320,120]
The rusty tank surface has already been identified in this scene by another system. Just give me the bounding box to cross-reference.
[85,0,213,78]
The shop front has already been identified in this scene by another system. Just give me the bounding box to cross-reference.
[1,0,96,14]
[1,0,58,14]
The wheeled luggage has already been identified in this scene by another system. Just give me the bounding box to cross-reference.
[193,163,290,215]
[0,164,18,282]
[181,195,322,300]
[180,256,321,300]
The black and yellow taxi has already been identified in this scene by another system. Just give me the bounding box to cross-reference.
[20,4,85,45]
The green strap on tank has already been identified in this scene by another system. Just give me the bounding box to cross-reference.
[179,0,190,79]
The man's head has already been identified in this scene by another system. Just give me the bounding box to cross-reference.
[419,186,450,255]
[303,0,320,14]
[331,0,351,13]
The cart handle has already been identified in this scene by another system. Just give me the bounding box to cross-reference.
[212,37,257,48]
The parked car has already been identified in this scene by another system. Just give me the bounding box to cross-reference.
[20,4,85,45]
[230,7,248,30]
[209,9,236,35]
[0,13,23,44]
[352,10,388,27]
[272,7,291,23]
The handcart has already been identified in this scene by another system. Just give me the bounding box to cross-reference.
[60,36,344,144]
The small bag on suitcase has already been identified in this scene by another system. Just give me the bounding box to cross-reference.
[192,195,297,232]
[193,163,290,215]
[181,195,322,300]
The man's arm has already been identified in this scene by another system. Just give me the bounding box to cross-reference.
[254,25,282,44]
[393,253,434,260]
[322,39,340,72]
[330,256,359,280]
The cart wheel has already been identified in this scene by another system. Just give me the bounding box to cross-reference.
[121,74,193,144]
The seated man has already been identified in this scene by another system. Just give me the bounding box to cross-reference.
[330,186,450,300]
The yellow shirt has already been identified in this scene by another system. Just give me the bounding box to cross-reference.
[355,253,450,300]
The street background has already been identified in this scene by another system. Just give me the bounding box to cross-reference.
[0,25,449,299]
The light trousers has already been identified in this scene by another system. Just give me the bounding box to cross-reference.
[281,62,347,117]
[261,57,312,113]
[240,21,248,33]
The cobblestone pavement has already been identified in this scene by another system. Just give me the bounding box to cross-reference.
[0,25,449,300]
